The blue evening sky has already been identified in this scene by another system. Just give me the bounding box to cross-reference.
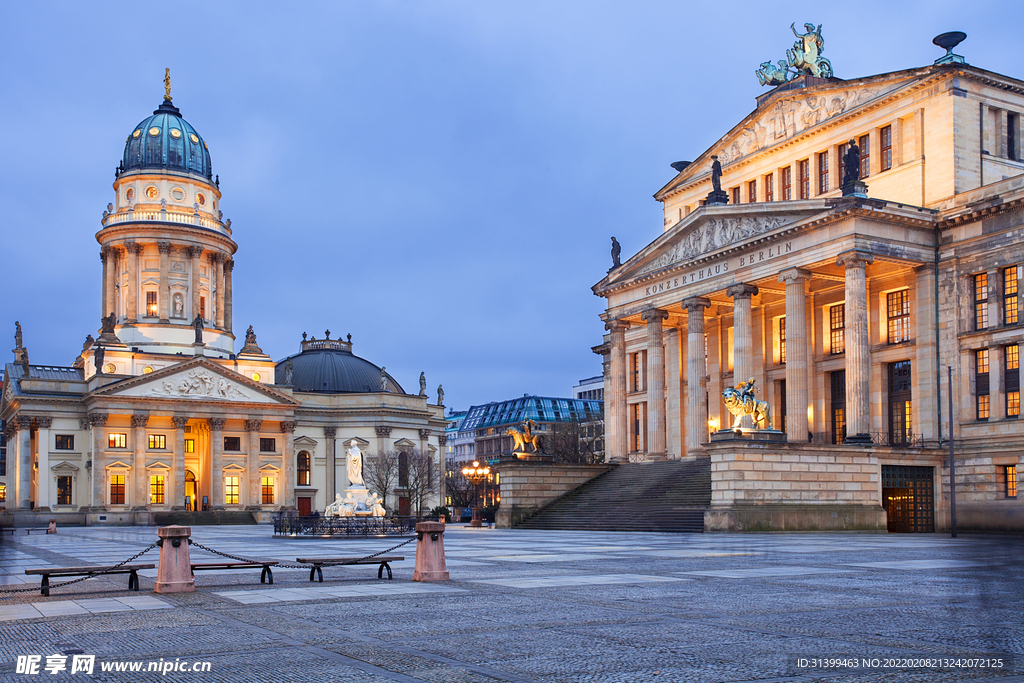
[1,1,1020,410]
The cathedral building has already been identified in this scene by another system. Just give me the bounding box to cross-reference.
[593,33,1023,532]
[1,80,445,525]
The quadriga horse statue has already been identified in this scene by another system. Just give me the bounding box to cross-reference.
[722,378,773,430]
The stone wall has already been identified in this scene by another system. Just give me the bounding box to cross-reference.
[494,460,613,528]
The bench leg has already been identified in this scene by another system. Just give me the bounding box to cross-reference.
[41,576,50,597]
[379,562,392,580]
[309,566,316,582]
[316,566,323,583]
[261,566,274,585]
[129,570,140,592]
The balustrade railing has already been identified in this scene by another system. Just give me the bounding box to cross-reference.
[870,431,925,448]
[102,210,228,234]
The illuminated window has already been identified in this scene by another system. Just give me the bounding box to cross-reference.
[55,435,74,450]
[109,433,127,448]
[1005,266,1019,325]
[975,273,989,330]
[818,151,829,194]
[764,173,774,201]
[781,166,792,200]
[224,436,241,451]
[200,296,206,320]
[251,372,261,382]
[831,370,846,444]
[747,179,757,203]
[1007,466,1018,498]
[261,476,275,505]
[148,434,166,449]
[259,437,276,452]
[146,291,158,317]
[57,476,72,505]
[859,134,870,178]
[631,351,646,392]
[0,484,5,502]
[297,451,311,486]
[779,317,787,364]
[888,361,913,445]
[880,125,892,171]
[976,349,990,421]
[798,159,809,199]
[631,403,644,452]
[887,290,911,344]
[830,304,845,354]
[225,476,239,505]
[185,438,195,453]
[110,474,125,505]
[150,475,165,504]
[1007,344,1020,418]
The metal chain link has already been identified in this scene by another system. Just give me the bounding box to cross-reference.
[0,542,159,597]
[189,536,416,569]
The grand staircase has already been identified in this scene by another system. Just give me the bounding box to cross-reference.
[152,511,257,526]
[515,458,712,532]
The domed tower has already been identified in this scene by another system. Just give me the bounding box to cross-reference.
[95,72,236,363]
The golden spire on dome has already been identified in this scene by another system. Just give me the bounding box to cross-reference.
[163,68,172,102]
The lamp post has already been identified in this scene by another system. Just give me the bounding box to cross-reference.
[461,460,490,528]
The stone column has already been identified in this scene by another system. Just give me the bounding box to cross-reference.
[726,284,759,429]
[375,425,392,457]
[324,426,337,504]
[35,417,52,511]
[913,264,939,442]
[664,325,682,459]
[172,416,188,509]
[16,416,32,509]
[157,241,172,323]
[189,245,203,320]
[100,248,109,321]
[211,253,225,329]
[642,309,669,460]
[606,320,630,463]
[224,259,234,334]
[104,247,118,320]
[280,421,296,509]
[683,298,711,453]
[209,418,226,509]
[131,414,149,509]
[838,250,874,443]
[124,242,140,323]
[779,269,811,440]
[89,413,108,510]
[246,419,263,508]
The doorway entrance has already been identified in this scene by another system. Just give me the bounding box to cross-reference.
[297,497,312,516]
[882,465,934,532]
[185,471,198,512]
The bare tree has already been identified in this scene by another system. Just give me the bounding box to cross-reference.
[363,451,399,510]
[549,416,604,464]
[445,462,477,509]
[404,449,439,514]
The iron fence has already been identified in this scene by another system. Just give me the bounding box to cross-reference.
[870,431,925,448]
[273,514,428,537]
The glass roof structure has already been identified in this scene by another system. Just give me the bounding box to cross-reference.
[461,396,603,432]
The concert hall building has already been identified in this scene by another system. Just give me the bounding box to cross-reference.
[593,37,1023,532]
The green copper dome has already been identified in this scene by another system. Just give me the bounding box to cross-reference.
[119,100,212,179]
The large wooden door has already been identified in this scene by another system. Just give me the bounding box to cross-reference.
[297,497,312,516]
[882,465,934,532]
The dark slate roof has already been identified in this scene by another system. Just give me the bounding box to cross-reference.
[276,342,404,394]
[120,100,212,179]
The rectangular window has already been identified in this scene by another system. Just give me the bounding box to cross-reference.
[818,151,829,194]
[1007,344,1020,417]
[798,159,809,199]
[261,476,274,504]
[831,370,846,445]
[148,434,166,450]
[887,290,911,344]
[200,296,206,320]
[259,437,276,452]
[57,476,72,505]
[1009,113,1019,162]
[888,360,913,445]
[975,273,989,330]
[764,173,774,202]
[830,304,845,354]
[110,474,125,505]
[1007,465,1018,498]
[880,125,892,171]
[146,291,158,317]
[185,438,195,453]
[55,435,74,450]
[838,142,848,184]
[976,349,990,420]
[747,179,757,203]
[1004,266,1018,325]
[779,317,787,364]
[224,436,241,451]
[859,133,870,178]
[109,433,127,448]
[630,351,646,392]
[731,186,740,204]
[631,403,643,452]
[781,166,792,200]
[150,475,165,505]
[225,476,239,505]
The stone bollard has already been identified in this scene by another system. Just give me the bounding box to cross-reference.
[412,521,449,582]
[47,520,57,534]
[154,525,195,594]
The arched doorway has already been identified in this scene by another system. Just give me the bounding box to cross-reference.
[185,470,198,511]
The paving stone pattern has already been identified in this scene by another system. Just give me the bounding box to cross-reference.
[0,526,1021,682]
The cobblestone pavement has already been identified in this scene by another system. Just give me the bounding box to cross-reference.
[0,526,1021,682]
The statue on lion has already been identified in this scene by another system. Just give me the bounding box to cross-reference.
[722,377,773,430]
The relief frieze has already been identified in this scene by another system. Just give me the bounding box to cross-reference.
[639,240,794,299]
[149,369,251,401]
[640,215,793,275]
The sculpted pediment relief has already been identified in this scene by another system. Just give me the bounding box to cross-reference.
[95,360,296,405]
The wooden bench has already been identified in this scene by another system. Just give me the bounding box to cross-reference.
[24,528,50,534]
[190,561,277,584]
[24,564,155,596]
[295,555,404,582]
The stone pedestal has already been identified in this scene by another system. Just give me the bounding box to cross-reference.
[154,525,195,593]
[412,521,449,582]
[709,429,786,444]
[706,189,729,205]
[841,180,868,198]
[192,342,205,357]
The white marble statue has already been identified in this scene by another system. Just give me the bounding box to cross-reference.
[346,442,364,487]
[324,493,344,517]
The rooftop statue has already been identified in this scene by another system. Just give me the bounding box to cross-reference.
[787,23,833,78]
[842,139,861,184]
[14,321,22,348]
[164,68,172,102]
[419,372,427,396]
[711,155,723,193]
[756,60,791,87]
[722,378,773,430]
[610,237,621,269]
[192,314,204,344]
[380,367,389,392]
[101,313,116,335]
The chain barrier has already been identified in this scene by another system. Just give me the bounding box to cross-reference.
[189,536,417,569]
[0,542,159,598]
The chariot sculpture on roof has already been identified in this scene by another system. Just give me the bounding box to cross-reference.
[755,22,833,87]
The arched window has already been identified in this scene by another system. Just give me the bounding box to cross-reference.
[297,451,311,486]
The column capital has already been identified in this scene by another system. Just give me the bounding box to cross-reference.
[682,296,711,312]
[78,416,90,431]
[130,414,150,428]
[375,425,393,437]
[157,241,173,254]
[836,250,874,269]
[245,419,263,432]
[640,308,669,324]
[124,241,142,255]
[438,434,448,446]
[171,416,189,429]
[188,245,204,258]
[323,426,337,438]
[208,417,227,430]
[35,416,53,429]
[224,259,234,272]
[778,268,812,285]
[208,252,224,264]
[725,283,759,300]
[88,412,108,427]
[419,428,432,440]
[605,319,631,333]
[279,421,296,434]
